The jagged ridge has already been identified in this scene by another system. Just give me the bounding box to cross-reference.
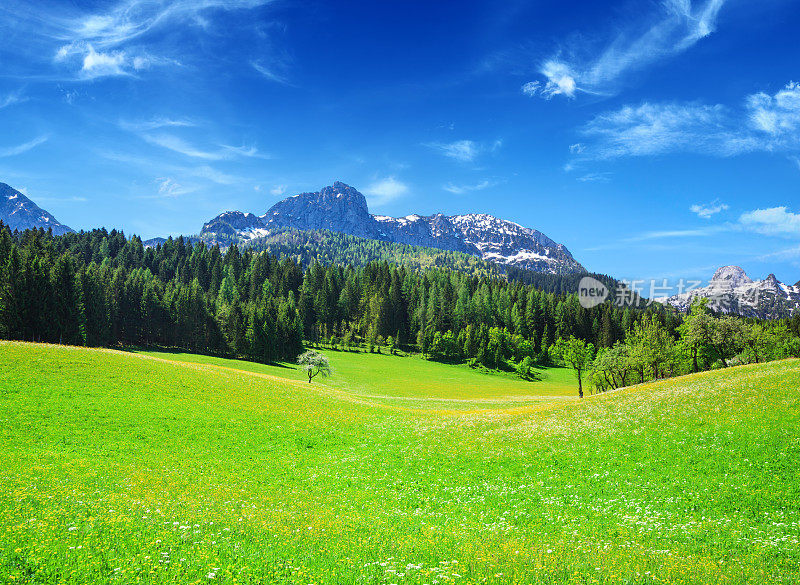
[201,181,584,275]
[0,183,73,235]
[657,265,800,318]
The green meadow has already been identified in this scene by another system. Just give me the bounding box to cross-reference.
[135,348,578,408]
[1,341,799,584]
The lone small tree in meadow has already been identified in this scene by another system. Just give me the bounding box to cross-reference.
[297,350,332,383]
[549,336,595,398]
[516,356,533,380]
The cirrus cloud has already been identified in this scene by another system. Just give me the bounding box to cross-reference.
[573,82,800,162]
[524,0,727,100]
[0,135,49,158]
[425,139,502,163]
[4,0,276,80]
[0,90,26,109]
[442,180,496,194]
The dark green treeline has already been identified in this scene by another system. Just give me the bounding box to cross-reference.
[0,224,678,366]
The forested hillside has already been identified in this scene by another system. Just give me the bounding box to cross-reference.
[223,227,621,296]
[242,228,504,277]
[4,224,798,380]
[0,224,650,366]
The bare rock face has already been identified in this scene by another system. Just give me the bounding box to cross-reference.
[201,211,263,241]
[710,265,753,287]
[263,182,377,239]
[200,182,585,275]
[658,265,800,318]
[372,213,477,255]
[0,182,73,235]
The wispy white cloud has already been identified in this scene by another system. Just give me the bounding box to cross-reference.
[576,172,612,183]
[690,199,729,219]
[54,40,178,79]
[155,176,196,197]
[220,144,271,159]
[584,224,730,251]
[139,133,268,161]
[270,184,287,196]
[426,139,501,163]
[755,244,800,263]
[627,227,727,242]
[80,45,127,78]
[251,60,290,85]
[746,81,800,145]
[143,134,225,160]
[130,53,179,71]
[443,180,494,194]
[35,195,89,203]
[574,81,800,161]
[524,0,727,99]
[63,0,273,48]
[189,165,241,185]
[428,140,479,162]
[98,150,166,167]
[363,176,408,207]
[98,148,249,190]
[0,135,49,157]
[0,90,26,109]
[739,206,800,236]
[580,102,736,158]
[97,152,247,205]
[4,0,275,80]
[119,117,198,132]
[531,61,579,99]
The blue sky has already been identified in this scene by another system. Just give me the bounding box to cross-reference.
[1,0,799,286]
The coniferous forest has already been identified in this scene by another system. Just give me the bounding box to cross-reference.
[0,224,641,363]
[2,223,800,381]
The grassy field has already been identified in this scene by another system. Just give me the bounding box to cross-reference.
[1,341,799,584]
[134,348,579,409]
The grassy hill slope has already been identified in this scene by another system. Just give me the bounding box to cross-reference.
[1,342,798,584]
[134,348,578,408]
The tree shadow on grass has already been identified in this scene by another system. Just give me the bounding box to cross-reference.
[122,345,295,369]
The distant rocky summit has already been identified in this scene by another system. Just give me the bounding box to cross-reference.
[200,181,584,274]
[0,182,73,235]
[657,265,800,318]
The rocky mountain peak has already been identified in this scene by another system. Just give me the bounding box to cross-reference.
[764,273,780,287]
[711,265,753,286]
[307,182,370,212]
[659,266,800,318]
[262,182,375,239]
[0,182,74,235]
[199,181,585,275]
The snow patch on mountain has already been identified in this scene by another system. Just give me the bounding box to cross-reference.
[657,265,800,318]
[0,182,74,235]
[200,182,584,274]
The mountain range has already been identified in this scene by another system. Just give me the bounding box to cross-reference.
[200,181,585,275]
[0,182,73,236]
[4,179,799,318]
[657,265,800,319]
